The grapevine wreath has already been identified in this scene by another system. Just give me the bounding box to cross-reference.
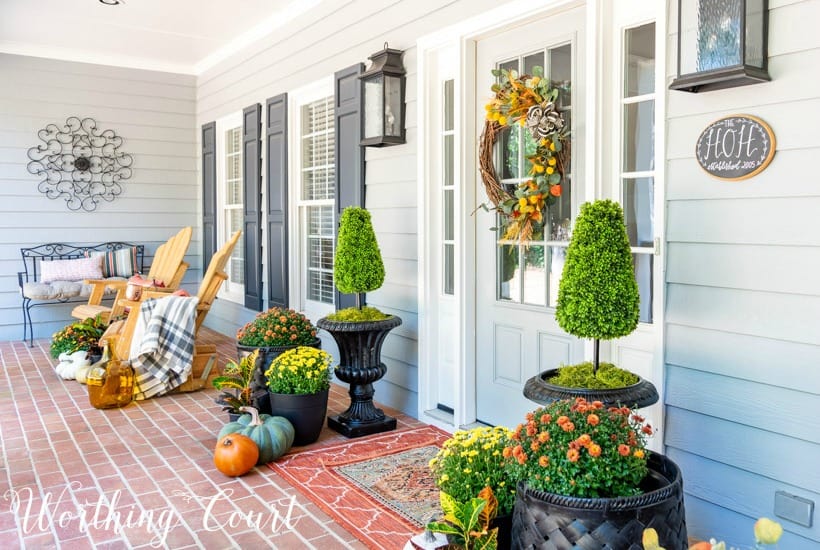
[479,66,570,242]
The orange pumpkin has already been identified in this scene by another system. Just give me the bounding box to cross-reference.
[214,434,259,477]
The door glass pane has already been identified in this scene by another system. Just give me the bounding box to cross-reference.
[498,244,520,302]
[633,253,653,324]
[547,245,568,308]
[444,190,454,241]
[444,135,454,186]
[524,52,545,76]
[444,79,455,131]
[500,126,517,181]
[444,244,455,295]
[623,177,654,247]
[523,246,546,305]
[550,44,572,107]
[625,24,655,97]
[498,59,518,75]
[623,100,655,172]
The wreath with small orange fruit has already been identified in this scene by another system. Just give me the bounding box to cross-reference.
[479,66,570,242]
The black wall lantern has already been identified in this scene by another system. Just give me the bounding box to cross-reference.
[360,44,406,147]
[670,0,770,93]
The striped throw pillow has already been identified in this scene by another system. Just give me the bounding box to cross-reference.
[86,247,139,278]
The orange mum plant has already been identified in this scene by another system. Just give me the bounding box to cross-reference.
[479,66,570,242]
[503,397,653,498]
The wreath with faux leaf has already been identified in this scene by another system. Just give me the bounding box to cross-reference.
[479,66,570,242]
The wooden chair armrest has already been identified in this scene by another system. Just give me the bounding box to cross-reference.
[83,279,117,305]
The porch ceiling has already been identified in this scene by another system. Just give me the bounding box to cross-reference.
[0,0,322,74]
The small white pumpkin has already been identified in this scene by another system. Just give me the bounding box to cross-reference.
[55,350,91,380]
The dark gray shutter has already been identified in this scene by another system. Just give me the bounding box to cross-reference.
[266,94,289,308]
[243,104,263,311]
[202,121,217,270]
[334,63,366,309]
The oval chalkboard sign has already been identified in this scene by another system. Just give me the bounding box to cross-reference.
[695,114,776,181]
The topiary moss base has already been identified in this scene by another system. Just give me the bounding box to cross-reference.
[548,361,638,389]
[325,306,389,322]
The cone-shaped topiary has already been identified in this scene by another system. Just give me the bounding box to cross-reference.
[334,207,385,297]
[555,200,639,373]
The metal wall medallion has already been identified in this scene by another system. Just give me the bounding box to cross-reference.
[27,116,133,212]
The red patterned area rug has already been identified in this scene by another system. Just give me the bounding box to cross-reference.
[267,425,451,549]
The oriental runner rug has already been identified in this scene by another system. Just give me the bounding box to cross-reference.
[267,425,451,549]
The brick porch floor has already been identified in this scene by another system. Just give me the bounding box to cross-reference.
[0,328,426,549]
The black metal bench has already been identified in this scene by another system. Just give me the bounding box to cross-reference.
[18,242,145,346]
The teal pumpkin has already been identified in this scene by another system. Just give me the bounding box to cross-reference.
[217,406,295,464]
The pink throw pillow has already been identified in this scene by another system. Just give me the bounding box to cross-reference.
[40,256,103,283]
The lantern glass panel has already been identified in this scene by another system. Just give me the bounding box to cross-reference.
[385,75,402,137]
[363,75,384,140]
[683,0,742,74]
[746,0,766,68]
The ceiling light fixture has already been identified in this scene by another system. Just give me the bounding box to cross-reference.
[99,0,124,5]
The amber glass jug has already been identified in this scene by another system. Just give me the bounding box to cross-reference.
[87,344,134,409]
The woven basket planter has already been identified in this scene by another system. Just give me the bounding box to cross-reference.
[523,368,659,409]
[511,453,687,550]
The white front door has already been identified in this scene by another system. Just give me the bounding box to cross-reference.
[474,6,586,428]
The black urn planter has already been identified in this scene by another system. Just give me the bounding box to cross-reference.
[237,337,322,415]
[316,315,401,438]
[523,368,659,409]
[511,453,687,550]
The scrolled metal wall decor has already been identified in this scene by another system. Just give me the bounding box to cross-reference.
[27,116,133,212]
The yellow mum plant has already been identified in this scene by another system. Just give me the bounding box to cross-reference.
[264,346,333,395]
[429,426,516,515]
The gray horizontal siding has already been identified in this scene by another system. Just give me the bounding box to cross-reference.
[0,53,197,342]
[682,493,818,549]
[664,0,820,543]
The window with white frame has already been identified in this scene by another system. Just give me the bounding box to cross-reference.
[621,23,656,323]
[442,78,456,296]
[295,92,335,312]
[216,113,245,302]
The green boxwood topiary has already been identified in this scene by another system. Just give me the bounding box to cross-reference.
[334,207,385,297]
[555,200,639,373]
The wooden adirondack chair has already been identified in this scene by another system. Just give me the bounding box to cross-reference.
[71,226,193,323]
[104,230,241,392]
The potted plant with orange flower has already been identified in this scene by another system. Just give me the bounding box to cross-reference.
[235,307,320,415]
[504,398,688,548]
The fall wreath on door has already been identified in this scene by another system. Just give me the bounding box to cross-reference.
[479,67,571,242]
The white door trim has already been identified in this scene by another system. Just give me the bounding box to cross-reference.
[417,0,587,430]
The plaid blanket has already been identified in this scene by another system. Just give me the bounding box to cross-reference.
[129,295,199,400]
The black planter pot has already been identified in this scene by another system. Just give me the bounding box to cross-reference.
[316,315,401,438]
[523,368,659,409]
[237,338,322,415]
[511,453,687,550]
[269,389,329,446]
[492,513,512,550]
